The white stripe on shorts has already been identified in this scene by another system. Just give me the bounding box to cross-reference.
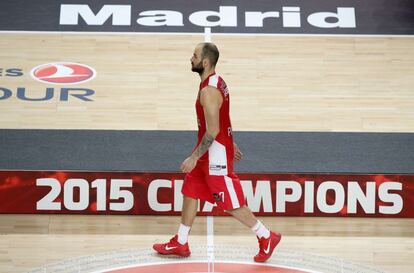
[224,176,240,209]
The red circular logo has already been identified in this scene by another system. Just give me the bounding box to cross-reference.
[103,262,315,273]
[30,62,96,84]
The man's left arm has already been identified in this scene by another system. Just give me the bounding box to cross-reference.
[180,86,222,173]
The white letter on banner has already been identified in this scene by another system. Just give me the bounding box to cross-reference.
[347,181,376,214]
[202,201,216,212]
[189,6,237,27]
[109,179,133,211]
[304,181,315,213]
[307,7,356,28]
[91,179,107,211]
[148,179,172,212]
[317,181,345,213]
[282,7,301,28]
[276,181,302,213]
[174,180,184,212]
[60,5,131,25]
[379,182,403,214]
[241,180,273,212]
[245,12,280,27]
[137,10,184,26]
[36,178,62,210]
[64,179,89,210]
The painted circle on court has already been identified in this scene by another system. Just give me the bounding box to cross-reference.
[26,246,385,273]
[30,62,96,84]
[103,261,314,273]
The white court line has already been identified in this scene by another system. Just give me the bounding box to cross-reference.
[204,27,214,273]
[204,28,212,42]
[1,30,413,38]
[207,216,215,273]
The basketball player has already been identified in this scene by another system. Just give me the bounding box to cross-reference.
[153,43,281,262]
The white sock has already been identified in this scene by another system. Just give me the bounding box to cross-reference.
[177,224,191,245]
[251,220,270,239]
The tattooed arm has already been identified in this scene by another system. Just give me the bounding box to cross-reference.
[180,86,223,173]
[193,132,215,158]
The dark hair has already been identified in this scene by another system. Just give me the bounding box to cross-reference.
[201,43,219,67]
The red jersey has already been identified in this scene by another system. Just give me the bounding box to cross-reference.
[195,73,234,176]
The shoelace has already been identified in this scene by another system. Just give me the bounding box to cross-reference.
[169,236,178,245]
[258,237,268,253]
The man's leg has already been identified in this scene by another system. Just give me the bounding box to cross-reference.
[226,205,274,240]
[227,205,281,262]
[153,166,210,257]
[177,195,198,245]
[225,204,258,228]
[181,195,198,226]
[152,196,196,257]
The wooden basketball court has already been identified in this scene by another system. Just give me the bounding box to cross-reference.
[1,31,414,273]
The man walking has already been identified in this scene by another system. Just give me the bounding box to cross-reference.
[153,42,281,262]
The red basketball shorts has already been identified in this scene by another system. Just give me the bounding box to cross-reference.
[181,161,245,210]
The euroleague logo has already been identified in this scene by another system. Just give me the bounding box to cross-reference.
[30,62,96,85]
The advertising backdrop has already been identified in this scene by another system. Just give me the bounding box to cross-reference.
[0,170,412,217]
[0,0,413,35]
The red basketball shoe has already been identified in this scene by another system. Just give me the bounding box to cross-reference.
[153,235,191,257]
[254,231,282,262]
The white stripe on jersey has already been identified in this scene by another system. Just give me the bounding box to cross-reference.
[224,176,240,209]
[208,140,228,176]
[208,74,219,88]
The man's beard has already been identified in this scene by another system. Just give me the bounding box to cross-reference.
[191,61,204,74]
